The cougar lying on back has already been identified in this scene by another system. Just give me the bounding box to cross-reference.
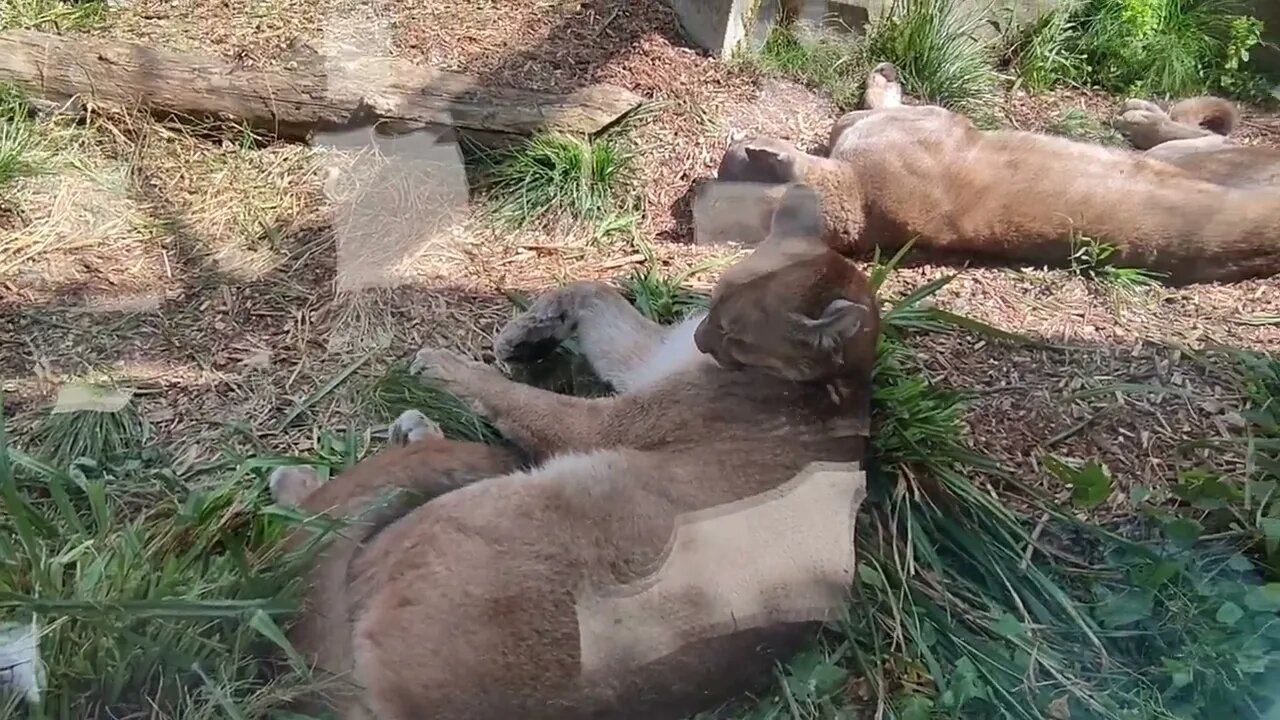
[1113,95,1280,189]
[269,185,880,720]
[715,62,1280,284]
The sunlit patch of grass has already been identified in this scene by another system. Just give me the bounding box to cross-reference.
[1004,0,1275,103]
[744,23,864,110]
[744,0,1002,114]
[0,0,106,32]
[470,128,639,232]
[0,85,49,188]
[860,0,1002,113]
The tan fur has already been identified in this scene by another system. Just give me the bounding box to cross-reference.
[714,64,1280,284]
[275,194,881,720]
[270,412,526,718]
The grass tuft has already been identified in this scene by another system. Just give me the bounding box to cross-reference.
[746,23,864,110]
[0,85,48,188]
[1068,232,1167,291]
[370,364,503,444]
[744,0,1001,113]
[860,0,1002,112]
[0,0,106,32]
[29,394,150,471]
[470,128,638,232]
[1007,6,1090,92]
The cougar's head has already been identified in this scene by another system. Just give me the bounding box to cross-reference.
[694,185,880,385]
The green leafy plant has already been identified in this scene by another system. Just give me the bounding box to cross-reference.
[1069,232,1167,290]
[1020,0,1277,102]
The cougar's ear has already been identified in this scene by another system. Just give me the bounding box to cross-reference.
[790,299,866,354]
[768,184,824,241]
[741,144,799,183]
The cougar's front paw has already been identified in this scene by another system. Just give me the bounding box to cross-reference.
[494,284,604,362]
[494,310,571,363]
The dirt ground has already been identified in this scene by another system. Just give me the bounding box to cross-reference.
[2,0,1278,511]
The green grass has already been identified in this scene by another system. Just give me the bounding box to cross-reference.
[743,0,1000,113]
[469,126,639,232]
[860,0,1003,113]
[1007,6,1091,92]
[29,401,150,472]
[0,85,48,188]
[745,23,864,110]
[0,410,336,717]
[1008,0,1275,103]
[0,0,105,32]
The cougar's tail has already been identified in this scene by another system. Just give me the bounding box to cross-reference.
[1168,96,1240,137]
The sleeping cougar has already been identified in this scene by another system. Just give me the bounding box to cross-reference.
[713,63,1280,284]
[270,184,879,720]
[1113,95,1280,190]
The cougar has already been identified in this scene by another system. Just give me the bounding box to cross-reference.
[1113,96,1280,189]
[713,62,1280,284]
[269,185,879,720]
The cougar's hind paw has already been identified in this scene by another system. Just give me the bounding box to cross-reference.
[389,409,444,446]
[1119,98,1164,116]
[268,465,323,507]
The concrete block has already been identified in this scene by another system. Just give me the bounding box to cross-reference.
[671,0,798,58]
[691,180,787,248]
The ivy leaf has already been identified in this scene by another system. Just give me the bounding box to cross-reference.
[1096,589,1154,628]
[992,613,1027,639]
[1044,455,1112,509]
[897,694,935,720]
[1133,559,1182,589]
[857,563,885,589]
[1228,554,1256,572]
[1244,584,1280,613]
[1216,601,1245,626]
[1163,518,1203,548]
[1260,517,1280,540]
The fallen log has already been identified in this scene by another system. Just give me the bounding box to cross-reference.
[0,29,645,141]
